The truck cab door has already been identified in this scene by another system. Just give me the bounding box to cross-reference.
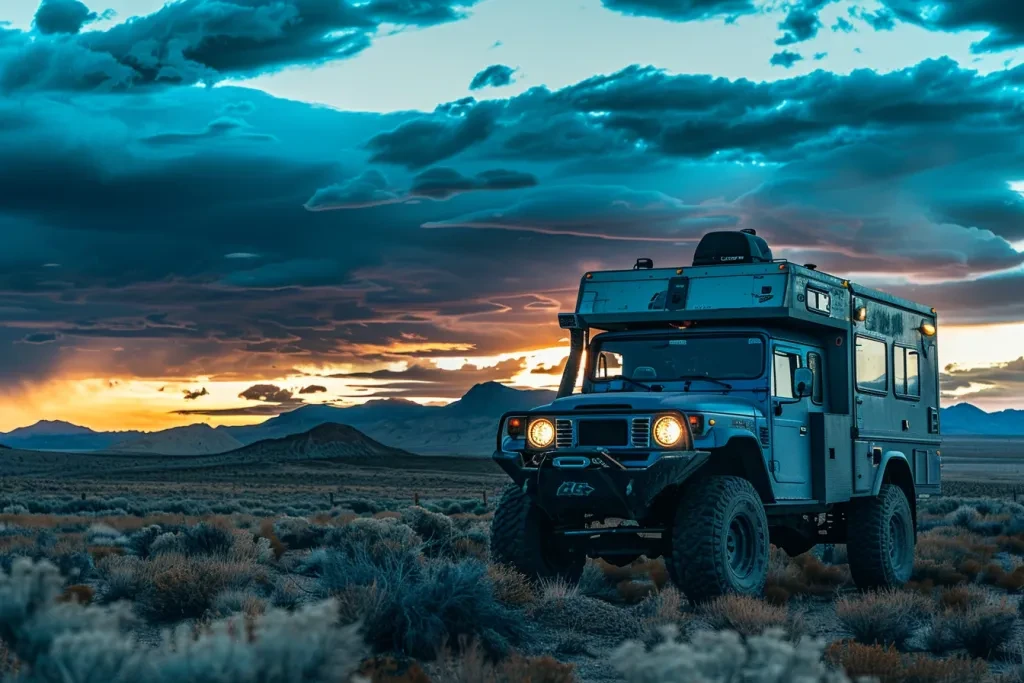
[770,346,812,493]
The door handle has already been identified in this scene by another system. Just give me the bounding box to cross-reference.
[799,426,808,435]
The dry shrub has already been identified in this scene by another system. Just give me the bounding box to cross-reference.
[57,584,94,605]
[433,641,575,683]
[794,554,848,587]
[764,585,791,607]
[593,557,633,583]
[698,594,788,637]
[766,547,849,598]
[917,532,997,565]
[360,656,432,683]
[0,536,36,553]
[539,576,579,601]
[87,545,125,563]
[617,580,658,604]
[373,511,403,520]
[997,535,1024,555]
[827,641,989,683]
[452,536,488,561]
[905,579,936,596]
[257,518,286,560]
[995,566,1024,591]
[930,602,1017,658]
[487,564,534,606]
[835,589,932,647]
[937,585,988,612]
[912,560,969,587]
[640,585,683,628]
[140,553,266,622]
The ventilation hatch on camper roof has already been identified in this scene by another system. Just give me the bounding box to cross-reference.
[692,229,773,266]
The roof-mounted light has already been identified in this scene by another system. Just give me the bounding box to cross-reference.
[919,321,936,337]
[854,306,867,322]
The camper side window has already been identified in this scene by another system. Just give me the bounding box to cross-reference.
[894,346,921,398]
[807,352,823,405]
[772,351,799,399]
[855,336,888,394]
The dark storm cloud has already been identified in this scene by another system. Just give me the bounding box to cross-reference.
[33,0,103,35]
[0,58,1021,392]
[1,0,481,92]
[776,1,835,46]
[599,0,756,22]
[832,17,854,32]
[881,0,1024,52]
[238,384,298,404]
[365,101,503,168]
[851,7,896,32]
[304,170,402,210]
[940,357,1024,402]
[770,50,803,68]
[22,332,59,344]
[327,357,528,397]
[409,167,538,199]
[183,387,209,400]
[141,117,276,145]
[299,384,327,394]
[425,185,738,240]
[469,64,517,90]
[305,167,537,209]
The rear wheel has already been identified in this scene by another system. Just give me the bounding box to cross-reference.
[847,484,914,590]
[668,476,769,602]
[490,485,584,582]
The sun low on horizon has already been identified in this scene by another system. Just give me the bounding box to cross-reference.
[1,0,1023,433]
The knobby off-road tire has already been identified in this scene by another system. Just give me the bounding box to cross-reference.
[490,485,584,582]
[847,483,914,590]
[668,476,769,603]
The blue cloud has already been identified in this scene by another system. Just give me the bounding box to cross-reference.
[770,50,804,68]
[1,0,483,92]
[32,0,101,35]
[469,64,517,90]
[600,0,756,22]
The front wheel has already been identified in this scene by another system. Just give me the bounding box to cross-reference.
[847,484,914,590]
[668,476,769,603]
[490,486,584,582]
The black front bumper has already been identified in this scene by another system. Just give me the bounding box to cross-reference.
[493,448,710,521]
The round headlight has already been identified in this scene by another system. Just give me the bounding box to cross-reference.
[528,419,555,449]
[653,415,683,448]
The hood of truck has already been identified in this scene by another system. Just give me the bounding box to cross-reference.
[532,392,763,419]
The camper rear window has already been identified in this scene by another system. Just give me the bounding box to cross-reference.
[855,336,888,394]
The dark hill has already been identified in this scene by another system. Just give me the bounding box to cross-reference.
[223,422,416,462]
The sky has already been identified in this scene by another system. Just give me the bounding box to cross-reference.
[0,0,1022,431]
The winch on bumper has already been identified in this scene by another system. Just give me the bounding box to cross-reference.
[493,447,710,522]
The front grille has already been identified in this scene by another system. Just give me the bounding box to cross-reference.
[577,419,628,447]
[631,417,651,448]
[555,419,574,449]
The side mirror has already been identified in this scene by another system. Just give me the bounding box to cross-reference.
[794,368,813,398]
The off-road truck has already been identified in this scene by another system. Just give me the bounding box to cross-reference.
[490,229,941,601]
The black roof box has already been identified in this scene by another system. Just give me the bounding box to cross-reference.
[692,229,773,266]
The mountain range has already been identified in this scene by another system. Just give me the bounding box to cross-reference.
[0,382,557,456]
[0,383,1019,455]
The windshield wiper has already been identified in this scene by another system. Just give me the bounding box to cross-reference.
[594,376,654,392]
[677,374,733,391]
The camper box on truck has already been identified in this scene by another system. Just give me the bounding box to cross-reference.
[490,229,941,602]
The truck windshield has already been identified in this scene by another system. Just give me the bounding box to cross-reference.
[589,335,765,383]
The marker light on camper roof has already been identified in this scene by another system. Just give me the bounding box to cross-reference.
[919,322,937,337]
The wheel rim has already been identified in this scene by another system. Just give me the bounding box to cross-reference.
[727,514,757,579]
